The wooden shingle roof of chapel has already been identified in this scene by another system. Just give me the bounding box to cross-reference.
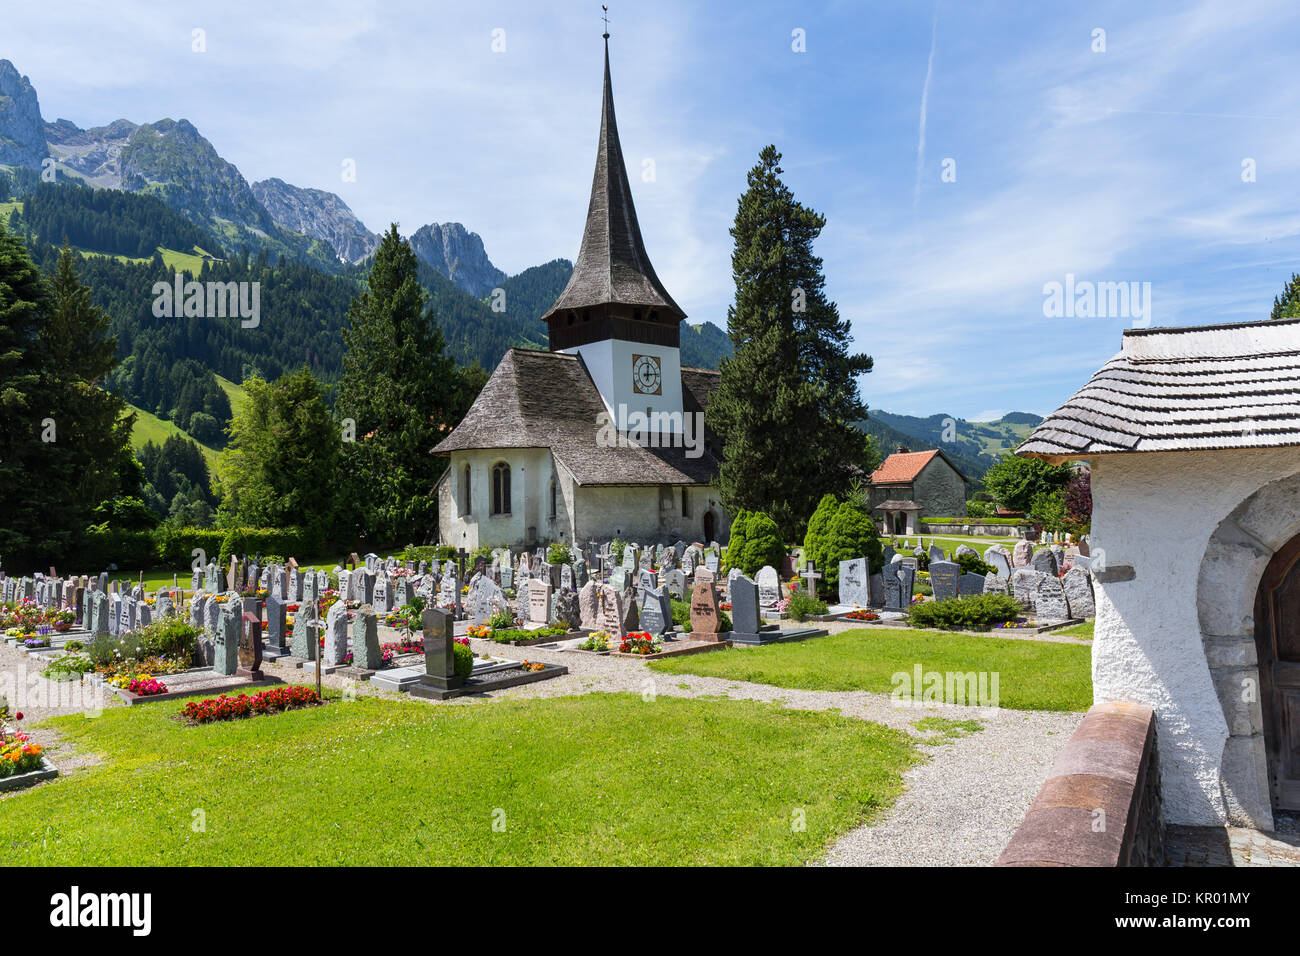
[1018,317,1300,462]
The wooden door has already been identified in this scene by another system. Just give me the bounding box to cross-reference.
[1255,534,1300,811]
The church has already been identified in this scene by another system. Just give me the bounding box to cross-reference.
[433,39,732,552]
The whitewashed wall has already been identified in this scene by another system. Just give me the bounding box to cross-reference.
[1091,447,1300,826]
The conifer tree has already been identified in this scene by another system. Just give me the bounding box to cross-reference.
[337,225,459,543]
[707,146,874,540]
[1271,272,1300,320]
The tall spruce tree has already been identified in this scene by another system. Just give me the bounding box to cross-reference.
[337,225,459,544]
[218,368,339,544]
[707,146,875,539]
[1271,272,1300,320]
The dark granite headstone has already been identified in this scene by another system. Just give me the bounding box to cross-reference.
[929,560,961,602]
[414,607,462,693]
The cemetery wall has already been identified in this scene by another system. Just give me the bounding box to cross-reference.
[997,701,1163,866]
[1090,447,1300,828]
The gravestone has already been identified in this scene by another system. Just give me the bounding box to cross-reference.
[265,591,290,656]
[1062,567,1095,618]
[500,565,514,591]
[469,578,506,626]
[373,576,392,613]
[236,599,264,679]
[868,572,885,606]
[728,575,762,641]
[621,588,639,633]
[1012,540,1033,568]
[665,568,687,600]
[704,552,720,574]
[610,568,629,593]
[756,566,781,606]
[639,586,671,637]
[985,546,1013,580]
[638,569,657,593]
[954,544,979,561]
[598,584,626,638]
[883,565,915,612]
[214,595,241,676]
[291,600,316,660]
[352,606,382,670]
[928,545,946,566]
[959,572,986,597]
[572,560,588,589]
[412,607,462,695]
[337,569,352,604]
[324,601,349,665]
[527,578,553,625]
[560,564,574,591]
[1030,548,1060,578]
[1035,576,1071,623]
[578,580,600,628]
[838,558,870,607]
[551,589,582,630]
[156,590,173,620]
[1011,568,1044,612]
[929,560,961,602]
[689,581,723,642]
[982,572,1009,596]
[89,590,109,635]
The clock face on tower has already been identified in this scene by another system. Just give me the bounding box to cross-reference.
[631,354,662,395]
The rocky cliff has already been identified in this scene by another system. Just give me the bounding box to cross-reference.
[409,221,506,297]
[0,60,48,169]
[252,177,379,264]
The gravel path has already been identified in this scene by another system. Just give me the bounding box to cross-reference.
[2,628,1082,862]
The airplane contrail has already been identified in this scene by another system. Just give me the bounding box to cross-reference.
[913,0,940,210]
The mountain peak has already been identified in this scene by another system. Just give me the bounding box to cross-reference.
[0,58,49,169]
[409,221,506,297]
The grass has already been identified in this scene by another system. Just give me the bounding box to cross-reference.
[0,200,21,220]
[912,716,984,745]
[127,402,220,470]
[1055,621,1095,640]
[214,374,247,418]
[0,692,920,866]
[129,555,349,592]
[648,628,1093,712]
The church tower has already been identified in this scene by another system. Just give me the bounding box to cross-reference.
[542,37,687,431]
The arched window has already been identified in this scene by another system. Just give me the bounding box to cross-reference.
[460,464,471,516]
[491,462,511,516]
[549,478,557,519]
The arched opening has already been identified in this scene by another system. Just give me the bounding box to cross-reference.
[491,462,511,516]
[1254,532,1300,812]
[703,510,716,543]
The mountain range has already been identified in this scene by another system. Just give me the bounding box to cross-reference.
[0,56,732,358]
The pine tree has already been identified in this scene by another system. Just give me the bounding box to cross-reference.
[337,225,459,544]
[1271,272,1300,320]
[708,146,875,540]
[41,244,135,528]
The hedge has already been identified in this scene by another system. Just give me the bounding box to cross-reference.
[920,517,1026,526]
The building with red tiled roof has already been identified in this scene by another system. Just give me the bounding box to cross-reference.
[868,446,968,534]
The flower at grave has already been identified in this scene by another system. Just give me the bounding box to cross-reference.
[467,624,491,639]
[454,636,471,647]
[520,660,545,672]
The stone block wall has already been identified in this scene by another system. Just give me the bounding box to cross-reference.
[996,701,1164,867]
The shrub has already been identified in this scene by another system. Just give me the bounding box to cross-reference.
[137,618,199,660]
[905,594,1020,631]
[805,499,884,586]
[965,500,996,519]
[453,640,474,680]
[723,510,785,576]
[547,543,572,565]
[955,552,995,577]
[786,591,828,621]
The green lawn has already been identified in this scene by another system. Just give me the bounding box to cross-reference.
[649,629,1092,712]
[130,555,351,592]
[1055,621,1095,640]
[0,693,919,866]
[214,374,248,417]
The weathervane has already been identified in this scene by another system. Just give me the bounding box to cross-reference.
[602,5,610,40]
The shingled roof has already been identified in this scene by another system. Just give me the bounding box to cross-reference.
[540,40,686,325]
[431,349,721,486]
[1018,317,1300,462]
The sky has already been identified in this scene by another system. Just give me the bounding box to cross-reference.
[6,0,1300,420]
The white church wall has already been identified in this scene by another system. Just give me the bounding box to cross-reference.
[437,448,554,550]
[1090,447,1300,826]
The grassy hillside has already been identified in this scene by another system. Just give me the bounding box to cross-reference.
[214,374,248,417]
[127,402,220,471]
[855,410,1044,488]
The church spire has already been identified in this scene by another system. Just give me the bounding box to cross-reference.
[544,33,685,348]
